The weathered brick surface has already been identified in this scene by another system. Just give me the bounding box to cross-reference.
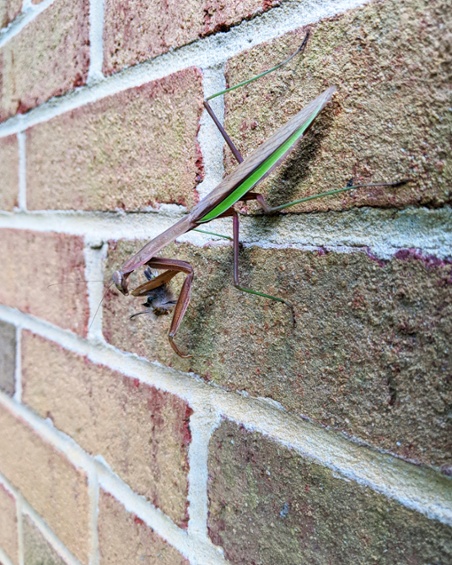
[98,490,189,564]
[0,0,21,28]
[104,240,452,468]
[26,69,204,211]
[0,405,90,563]
[0,230,88,334]
[22,332,192,526]
[208,420,452,564]
[0,134,19,210]
[23,515,66,565]
[0,483,18,565]
[103,0,283,75]
[0,321,16,396]
[0,0,89,122]
[223,0,451,212]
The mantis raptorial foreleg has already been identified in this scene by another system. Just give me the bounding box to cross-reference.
[131,258,194,357]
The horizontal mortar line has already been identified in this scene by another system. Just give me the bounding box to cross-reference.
[0,0,371,136]
[97,465,226,565]
[0,396,220,565]
[0,307,450,526]
[211,396,452,526]
[0,206,450,259]
[0,0,56,48]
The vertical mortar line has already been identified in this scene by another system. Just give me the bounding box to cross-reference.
[84,239,108,342]
[186,402,222,547]
[196,66,228,201]
[17,131,26,211]
[16,493,24,565]
[88,0,105,83]
[13,326,22,404]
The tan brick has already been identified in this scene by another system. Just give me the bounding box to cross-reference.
[0,230,89,334]
[103,0,283,75]
[208,420,452,564]
[26,69,204,211]
[23,516,66,565]
[98,490,189,564]
[223,0,451,212]
[22,332,192,526]
[0,0,89,121]
[0,135,19,210]
[0,483,18,565]
[0,321,16,396]
[104,240,452,468]
[0,0,21,28]
[0,405,90,563]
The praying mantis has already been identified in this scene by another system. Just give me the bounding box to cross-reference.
[112,33,409,357]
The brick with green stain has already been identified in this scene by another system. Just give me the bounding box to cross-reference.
[23,516,66,565]
[0,135,19,211]
[223,0,451,212]
[26,69,204,211]
[0,321,16,396]
[104,240,451,468]
[208,420,452,564]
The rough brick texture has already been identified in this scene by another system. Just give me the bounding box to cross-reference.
[0,321,16,396]
[0,134,19,210]
[26,69,204,211]
[0,405,90,563]
[224,0,451,212]
[103,0,283,75]
[23,516,66,565]
[0,0,21,28]
[98,490,189,564]
[104,241,452,468]
[0,230,89,334]
[22,332,192,526]
[0,0,89,122]
[0,483,18,565]
[208,420,452,564]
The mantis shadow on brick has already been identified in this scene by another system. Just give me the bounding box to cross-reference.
[112,31,410,358]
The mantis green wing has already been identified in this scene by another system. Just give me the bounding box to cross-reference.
[115,86,336,282]
[194,86,336,223]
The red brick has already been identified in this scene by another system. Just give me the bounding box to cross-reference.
[0,135,18,210]
[0,405,90,563]
[0,483,18,565]
[0,321,16,396]
[208,420,452,564]
[223,0,451,212]
[0,0,21,28]
[22,332,192,527]
[103,0,283,75]
[26,69,204,211]
[98,490,189,564]
[0,0,89,121]
[104,240,452,468]
[0,230,89,335]
[23,516,66,565]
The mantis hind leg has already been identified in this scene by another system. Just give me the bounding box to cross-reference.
[243,179,411,213]
[131,257,194,358]
[231,210,295,325]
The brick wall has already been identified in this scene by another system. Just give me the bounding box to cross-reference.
[0,0,450,563]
